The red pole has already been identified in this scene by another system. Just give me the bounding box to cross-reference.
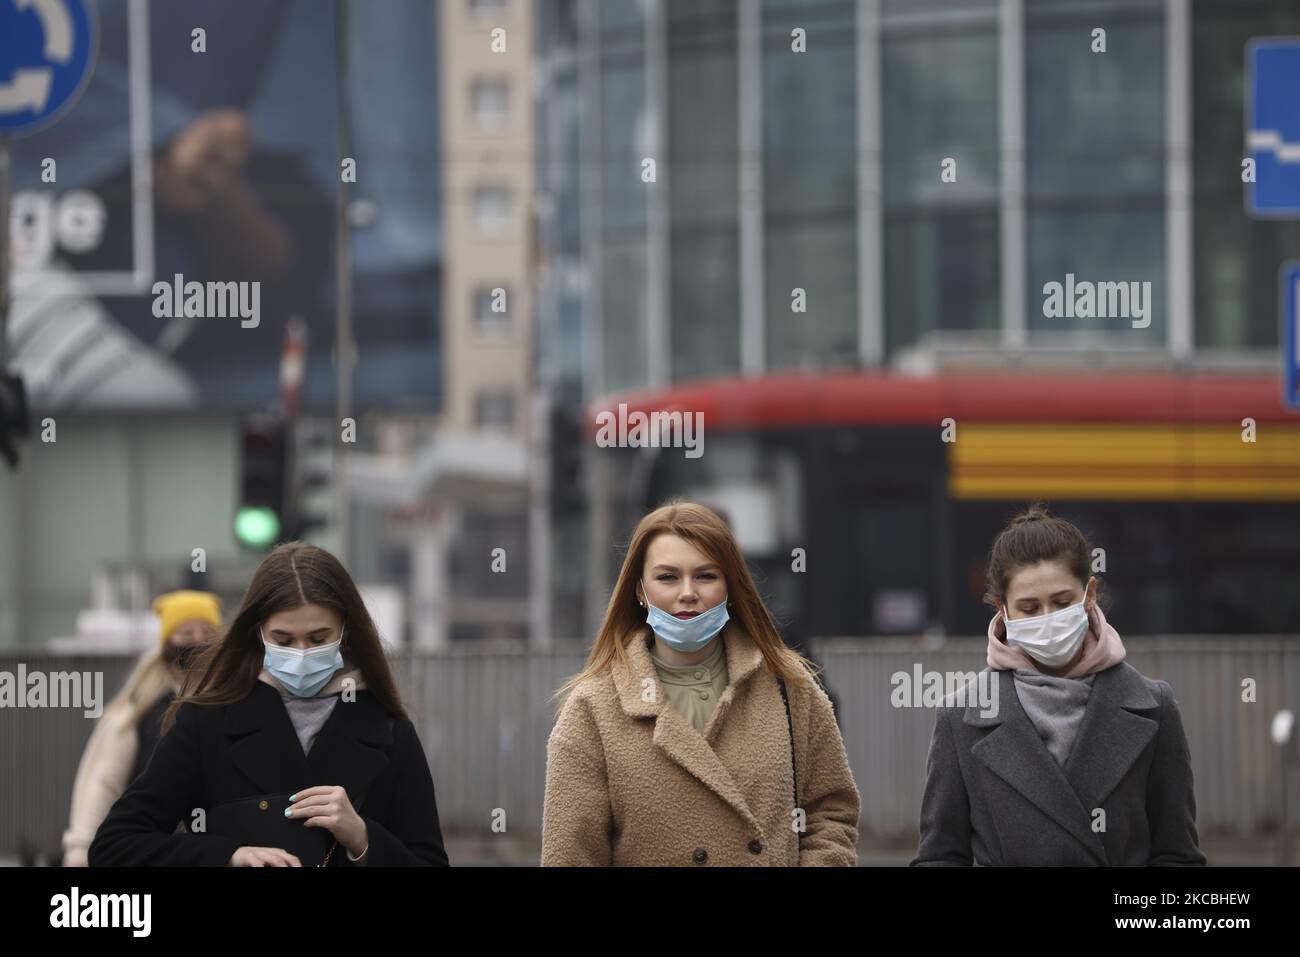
[280,315,307,421]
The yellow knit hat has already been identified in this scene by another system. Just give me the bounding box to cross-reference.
[153,590,222,646]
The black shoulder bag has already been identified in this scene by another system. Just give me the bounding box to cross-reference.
[776,676,797,807]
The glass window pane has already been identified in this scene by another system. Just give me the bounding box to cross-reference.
[470,77,511,128]
[603,240,650,388]
[883,9,999,354]
[763,0,858,369]
[886,211,1000,353]
[669,0,739,380]
[1026,0,1166,344]
[600,13,649,390]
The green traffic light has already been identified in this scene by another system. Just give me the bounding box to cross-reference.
[235,506,281,549]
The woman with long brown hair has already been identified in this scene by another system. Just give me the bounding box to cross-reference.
[542,501,860,866]
[89,542,448,866]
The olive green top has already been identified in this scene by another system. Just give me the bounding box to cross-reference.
[650,636,730,735]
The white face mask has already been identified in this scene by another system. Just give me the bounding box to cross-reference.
[1002,599,1089,668]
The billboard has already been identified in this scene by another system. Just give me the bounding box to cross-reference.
[6,0,442,412]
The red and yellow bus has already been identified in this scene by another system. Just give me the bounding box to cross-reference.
[587,371,1300,638]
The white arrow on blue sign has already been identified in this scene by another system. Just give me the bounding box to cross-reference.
[1284,262,1300,411]
[0,0,97,137]
[1247,38,1300,217]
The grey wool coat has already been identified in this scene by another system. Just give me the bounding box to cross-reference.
[912,662,1206,866]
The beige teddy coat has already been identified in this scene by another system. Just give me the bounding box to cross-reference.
[542,624,860,866]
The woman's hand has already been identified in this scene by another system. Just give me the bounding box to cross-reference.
[228,846,302,867]
[286,786,369,859]
[155,108,251,214]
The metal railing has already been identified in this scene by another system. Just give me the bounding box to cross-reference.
[2,636,1297,859]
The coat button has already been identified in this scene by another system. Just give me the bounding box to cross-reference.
[692,847,708,865]
[748,839,763,854]
[698,690,709,700]
[258,800,268,811]
[693,671,703,679]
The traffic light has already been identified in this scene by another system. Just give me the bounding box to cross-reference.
[550,404,584,514]
[236,415,287,550]
[284,420,334,541]
[0,373,30,469]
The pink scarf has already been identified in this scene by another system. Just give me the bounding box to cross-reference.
[986,602,1127,677]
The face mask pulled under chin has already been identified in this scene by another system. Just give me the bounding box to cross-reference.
[640,580,729,653]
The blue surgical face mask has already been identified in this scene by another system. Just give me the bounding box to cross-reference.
[641,580,729,653]
[260,626,345,697]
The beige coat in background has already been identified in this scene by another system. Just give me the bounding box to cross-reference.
[63,697,146,866]
[543,625,860,866]
[62,650,177,866]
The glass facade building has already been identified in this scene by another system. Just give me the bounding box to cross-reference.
[537,0,1296,388]
[534,0,1300,637]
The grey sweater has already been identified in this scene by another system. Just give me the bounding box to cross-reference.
[1013,669,1097,766]
[257,662,367,756]
[281,694,339,756]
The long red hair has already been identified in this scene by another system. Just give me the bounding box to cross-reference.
[556,501,816,704]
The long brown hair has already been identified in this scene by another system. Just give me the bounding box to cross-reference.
[556,501,816,705]
[162,542,408,732]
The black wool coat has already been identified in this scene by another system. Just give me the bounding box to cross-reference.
[89,682,448,866]
[132,690,174,783]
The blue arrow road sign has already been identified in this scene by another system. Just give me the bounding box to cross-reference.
[1247,38,1300,217]
[1285,262,1300,411]
[0,0,96,137]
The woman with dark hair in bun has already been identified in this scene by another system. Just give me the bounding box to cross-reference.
[912,503,1205,866]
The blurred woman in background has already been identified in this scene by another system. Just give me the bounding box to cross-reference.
[63,590,221,867]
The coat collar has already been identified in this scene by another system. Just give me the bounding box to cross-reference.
[964,663,1158,865]
[224,681,393,811]
[611,624,767,828]
[612,623,765,717]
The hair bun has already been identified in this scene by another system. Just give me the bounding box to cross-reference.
[985,503,1090,611]
[1019,501,1051,522]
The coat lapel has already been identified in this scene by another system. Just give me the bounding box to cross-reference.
[303,692,394,812]
[613,625,765,830]
[702,625,765,744]
[225,682,312,794]
[967,670,1109,864]
[224,681,393,810]
[1061,663,1159,813]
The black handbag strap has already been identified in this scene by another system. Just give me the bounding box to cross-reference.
[776,677,797,807]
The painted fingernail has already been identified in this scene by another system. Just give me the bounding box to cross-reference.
[290,792,297,801]
[284,808,291,817]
